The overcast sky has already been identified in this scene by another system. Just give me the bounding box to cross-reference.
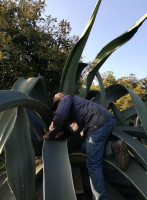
[44,0,147,79]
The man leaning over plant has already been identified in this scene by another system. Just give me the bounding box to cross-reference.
[43,93,129,200]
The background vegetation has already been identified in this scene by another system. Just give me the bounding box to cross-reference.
[0,0,78,100]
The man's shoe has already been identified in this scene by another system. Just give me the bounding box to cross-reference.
[111,140,129,171]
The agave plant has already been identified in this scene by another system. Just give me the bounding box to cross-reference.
[0,0,147,199]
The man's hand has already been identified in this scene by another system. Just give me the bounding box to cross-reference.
[70,123,79,132]
[42,129,50,140]
[42,134,49,140]
[42,128,64,140]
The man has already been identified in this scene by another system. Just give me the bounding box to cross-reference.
[43,93,129,200]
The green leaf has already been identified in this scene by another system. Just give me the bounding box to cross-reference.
[75,62,88,94]
[109,103,128,126]
[5,108,35,200]
[87,90,100,101]
[0,181,15,200]
[115,126,146,139]
[12,76,49,106]
[43,140,76,200]
[105,156,147,200]
[92,84,128,104]
[60,0,102,94]
[96,71,106,106]
[69,152,147,199]
[112,130,147,171]
[0,109,17,153]
[92,84,147,136]
[127,88,147,135]
[121,106,137,120]
[80,14,147,98]
[0,90,51,127]
[105,181,126,200]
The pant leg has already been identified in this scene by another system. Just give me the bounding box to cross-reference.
[86,118,116,200]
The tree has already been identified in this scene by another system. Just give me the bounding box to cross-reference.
[0,0,78,100]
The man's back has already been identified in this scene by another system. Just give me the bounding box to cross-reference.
[59,95,113,136]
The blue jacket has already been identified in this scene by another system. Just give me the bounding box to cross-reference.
[50,95,113,138]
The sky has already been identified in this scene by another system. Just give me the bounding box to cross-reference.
[44,0,147,79]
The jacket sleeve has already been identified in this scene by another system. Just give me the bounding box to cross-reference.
[48,95,73,139]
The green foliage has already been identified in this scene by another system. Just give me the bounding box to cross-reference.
[79,14,147,98]
[0,76,51,200]
[0,0,78,100]
[5,108,35,200]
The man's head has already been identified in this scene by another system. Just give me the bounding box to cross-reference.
[51,92,65,111]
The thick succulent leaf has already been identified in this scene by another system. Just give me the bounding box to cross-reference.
[43,140,77,200]
[93,84,147,136]
[105,156,147,200]
[75,62,88,93]
[0,90,51,127]
[106,84,128,105]
[69,153,147,199]
[12,76,49,106]
[93,84,128,104]
[116,126,146,139]
[60,0,102,94]
[109,103,128,126]
[96,71,106,107]
[127,88,147,135]
[102,92,147,120]
[105,181,125,200]
[121,106,137,120]
[0,109,17,153]
[87,90,100,101]
[5,108,35,200]
[0,181,15,200]
[112,130,147,171]
[27,109,46,142]
[80,14,147,98]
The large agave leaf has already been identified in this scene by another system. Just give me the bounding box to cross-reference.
[127,88,147,134]
[87,90,100,101]
[93,84,147,136]
[87,84,127,103]
[105,181,125,200]
[0,182,15,200]
[27,109,45,142]
[60,0,102,94]
[75,62,88,94]
[112,130,147,171]
[121,106,137,120]
[92,84,128,104]
[0,90,51,127]
[69,154,125,199]
[105,156,147,200]
[109,103,128,126]
[0,90,51,153]
[12,76,49,106]
[5,108,35,200]
[0,108,17,153]
[116,126,146,139]
[69,153,147,199]
[96,71,106,107]
[80,14,147,98]
[43,140,77,200]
